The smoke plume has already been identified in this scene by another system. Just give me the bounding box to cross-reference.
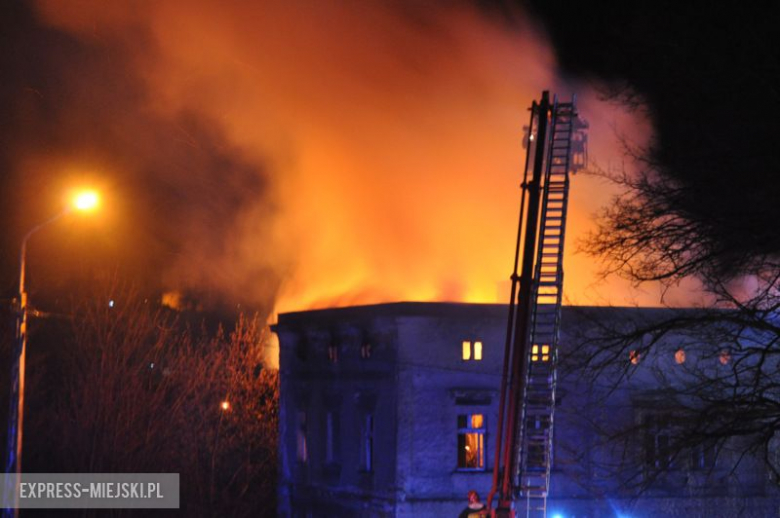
[2,0,666,317]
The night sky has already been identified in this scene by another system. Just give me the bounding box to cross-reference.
[527,1,780,274]
[0,1,775,317]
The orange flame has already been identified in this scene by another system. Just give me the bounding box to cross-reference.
[33,1,690,316]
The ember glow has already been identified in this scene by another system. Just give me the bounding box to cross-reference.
[28,1,675,315]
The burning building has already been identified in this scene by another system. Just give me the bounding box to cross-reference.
[274,302,780,517]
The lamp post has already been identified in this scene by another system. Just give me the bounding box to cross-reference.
[3,190,99,516]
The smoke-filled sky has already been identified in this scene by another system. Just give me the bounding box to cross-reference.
[1,0,694,318]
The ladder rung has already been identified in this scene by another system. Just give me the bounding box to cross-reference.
[528,386,552,394]
[533,321,556,327]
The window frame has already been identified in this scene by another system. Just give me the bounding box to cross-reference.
[690,440,717,471]
[462,340,484,362]
[457,413,487,471]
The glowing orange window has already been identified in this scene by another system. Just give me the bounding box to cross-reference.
[457,413,485,470]
[532,344,550,362]
[462,341,471,360]
[462,340,484,361]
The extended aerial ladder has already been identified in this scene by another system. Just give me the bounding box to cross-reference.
[486,91,587,518]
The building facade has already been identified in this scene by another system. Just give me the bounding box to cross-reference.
[275,303,780,517]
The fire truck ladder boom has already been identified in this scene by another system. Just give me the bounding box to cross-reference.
[516,98,576,518]
[488,91,587,518]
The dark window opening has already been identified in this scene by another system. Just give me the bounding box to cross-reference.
[296,410,308,464]
[644,413,673,470]
[691,441,717,470]
[328,343,339,364]
[325,410,340,464]
[360,413,374,472]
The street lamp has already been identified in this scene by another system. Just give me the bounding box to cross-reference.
[72,190,99,212]
[3,189,100,516]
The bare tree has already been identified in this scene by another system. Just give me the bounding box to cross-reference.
[25,282,278,517]
[561,159,780,496]
[515,0,780,495]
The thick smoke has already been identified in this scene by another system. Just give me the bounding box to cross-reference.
[5,0,668,317]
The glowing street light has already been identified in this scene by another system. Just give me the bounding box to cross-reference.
[72,190,100,212]
[221,400,231,412]
[3,189,100,516]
